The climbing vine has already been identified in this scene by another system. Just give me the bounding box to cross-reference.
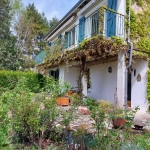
[126,0,150,110]
[126,0,150,52]
[36,6,128,96]
[38,3,150,99]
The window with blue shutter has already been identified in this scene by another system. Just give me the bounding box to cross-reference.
[106,0,117,37]
[78,16,85,43]
[65,32,68,48]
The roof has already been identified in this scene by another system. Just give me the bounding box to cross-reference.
[44,0,91,40]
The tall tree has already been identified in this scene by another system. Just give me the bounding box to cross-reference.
[0,0,20,70]
[13,3,59,69]
[49,16,59,30]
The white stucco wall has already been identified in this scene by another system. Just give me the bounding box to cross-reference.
[131,59,148,112]
[117,0,126,15]
[87,62,117,102]
[59,65,65,82]
[63,67,79,89]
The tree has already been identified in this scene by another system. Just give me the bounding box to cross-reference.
[13,3,59,69]
[49,16,59,30]
[0,0,20,70]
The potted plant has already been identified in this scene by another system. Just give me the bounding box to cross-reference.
[111,109,126,129]
[111,106,139,129]
[56,81,72,106]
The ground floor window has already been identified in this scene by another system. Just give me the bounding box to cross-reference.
[49,69,59,80]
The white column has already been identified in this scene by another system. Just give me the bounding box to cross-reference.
[82,75,87,97]
[117,50,125,108]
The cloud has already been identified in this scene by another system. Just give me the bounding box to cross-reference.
[22,0,79,20]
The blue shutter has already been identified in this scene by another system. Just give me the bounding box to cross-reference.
[58,34,62,38]
[48,41,51,46]
[56,68,59,80]
[107,0,117,37]
[65,32,68,48]
[78,16,85,43]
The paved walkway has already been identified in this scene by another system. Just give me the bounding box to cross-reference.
[57,106,150,131]
[134,111,150,130]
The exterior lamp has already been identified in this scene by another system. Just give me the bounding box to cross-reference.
[108,66,112,73]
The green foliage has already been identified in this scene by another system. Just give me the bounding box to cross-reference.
[0,98,10,148]
[0,75,72,148]
[43,76,71,97]
[128,0,150,50]
[25,3,50,35]
[111,36,125,46]
[11,2,59,69]
[137,38,150,52]
[0,70,44,94]
[126,0,150,111]
[0,0,21,70]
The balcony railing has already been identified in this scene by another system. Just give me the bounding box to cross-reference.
[36,7,126,64]
[49,7,125,52]
[35,50,46,65]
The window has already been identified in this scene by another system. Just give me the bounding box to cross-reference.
[64,27,75,48]
[78,16,85,43]
[91,12,99,36]
[68,27,75,47]
[49,69,59,80]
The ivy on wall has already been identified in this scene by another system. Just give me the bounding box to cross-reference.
[37,36,126,70]
[127,0,150,52]
[127,0,150,110]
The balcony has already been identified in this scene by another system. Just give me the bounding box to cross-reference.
[49,7,125,52]
[36,7,126,66]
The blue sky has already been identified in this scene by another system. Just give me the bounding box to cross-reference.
[22,0,79,20]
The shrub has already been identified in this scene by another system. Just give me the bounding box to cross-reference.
[0,75,73,148]
[0,70,45,93]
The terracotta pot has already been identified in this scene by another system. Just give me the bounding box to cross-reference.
[65,90,74,97]
[56,97,70,106]
[112,118,126,129]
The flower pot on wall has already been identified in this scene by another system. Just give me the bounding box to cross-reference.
[56,97,70,106]
[112,118,126,129]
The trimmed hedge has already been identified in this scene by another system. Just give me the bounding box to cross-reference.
[0,70,45,93]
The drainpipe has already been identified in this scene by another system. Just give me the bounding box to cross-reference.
[124,42,133,110]
[124,0,133,110]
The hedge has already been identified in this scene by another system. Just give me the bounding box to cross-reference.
[0,70,45,93]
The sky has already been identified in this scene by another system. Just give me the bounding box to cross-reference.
[22,0,79,20]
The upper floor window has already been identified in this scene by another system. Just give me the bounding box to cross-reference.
[91,12,99,36]
[65,27,75,48]
[68,28,75,47]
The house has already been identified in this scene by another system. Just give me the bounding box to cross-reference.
[36,0,149,112]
